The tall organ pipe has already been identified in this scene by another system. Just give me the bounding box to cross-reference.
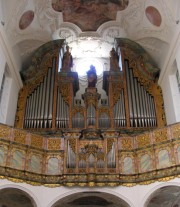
[124,60,157,128]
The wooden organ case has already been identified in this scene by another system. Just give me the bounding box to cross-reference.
[15,39,166,134]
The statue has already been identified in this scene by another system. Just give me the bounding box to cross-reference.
[110,47,120,71]
[87,65,97,88]
[62,45,73,71]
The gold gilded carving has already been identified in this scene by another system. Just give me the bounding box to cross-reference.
[0,125,10,139]
[79,140,103,149]
[14,129,26,144]
[97,152,104,160]
[121,138,133,150]
[85,144,98,155]
[30,135,44,148]
[136,134,150,148]
[59,83,70,104]
[151,85,166,127]
[129,58,152,90]
[112,83,123,105]
[171,124,180,138]
[48,139,61,150]
[98,107,110,115]
[72,107,84,116]
[69,139,76,152]
[79,153,86,160]
[154,128,168,143]
[15,87,28,128]
[8,177,24,183]
[44,184,61,188]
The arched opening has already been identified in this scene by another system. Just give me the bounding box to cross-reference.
[145,185,180,207]
[0,188,37,207]
[51,191,130,207]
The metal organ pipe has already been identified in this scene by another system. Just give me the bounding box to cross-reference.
[24,58,56,129]
[56,88,69,128]
[124,60,157,128]
[67,140,76,168]
[107,142,116,168]
[125,61,133,126]
[87,104,96,126]
[113,89,126,127]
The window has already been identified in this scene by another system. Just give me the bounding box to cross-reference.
[0,72,5,104]
[176,70,180,92]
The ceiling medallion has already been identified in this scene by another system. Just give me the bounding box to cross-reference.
[145,6,162,27]
[19,10,34,30]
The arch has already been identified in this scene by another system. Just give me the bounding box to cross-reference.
[47,188,135,207]
[0,184,41,207]
[141,181,180,207]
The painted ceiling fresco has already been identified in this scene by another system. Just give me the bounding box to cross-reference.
[52,0,129,31]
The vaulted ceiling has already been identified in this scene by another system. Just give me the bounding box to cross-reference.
[1,0,180,72]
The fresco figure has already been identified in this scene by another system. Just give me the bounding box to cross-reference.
[62,45,73,71]
[110,47,120,71]
[87,65,97,87]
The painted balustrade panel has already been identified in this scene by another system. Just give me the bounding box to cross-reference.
[158,149,171,168]
[123,157,134,174]
[47,157,59,174]
[11,150,24,170]
[28,154,42,173]
[0,146,5,166]
[140,154,152,172]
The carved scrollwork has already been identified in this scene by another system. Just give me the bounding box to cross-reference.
[112,82,123,105]
[121,137,133,150]
[136,133,151,148]
[59,83,70,104]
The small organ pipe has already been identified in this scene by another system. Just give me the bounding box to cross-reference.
[37,83,43,128]
[130,69,137,126]
[48,66,55,128]
[121,90,126,126]
[44,68,51,128]
[40,76,47,128]
[134,78,140,126]
[125,62,133,126]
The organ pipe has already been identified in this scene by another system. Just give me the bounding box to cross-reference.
[24,59,56,129]
[113,89,126,127]
[124,60,157,128]
[107,142,116,168]
[56,88,69,128]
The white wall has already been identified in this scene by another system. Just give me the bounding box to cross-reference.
[1,178,180,207]
[161,62,180,125]
[159,24,180,125]
[0,23,22,126]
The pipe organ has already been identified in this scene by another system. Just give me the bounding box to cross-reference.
[16,39,165,136]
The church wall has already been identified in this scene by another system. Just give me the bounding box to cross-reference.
[159,25,180,125]
[1,178,180,207]
[5,77,19,125]
[161,70,180,125]
[0,24,22,126]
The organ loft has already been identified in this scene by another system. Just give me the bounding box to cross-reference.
[14,38,166,177]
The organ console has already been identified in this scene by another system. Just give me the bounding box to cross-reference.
[15,38,166,134]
